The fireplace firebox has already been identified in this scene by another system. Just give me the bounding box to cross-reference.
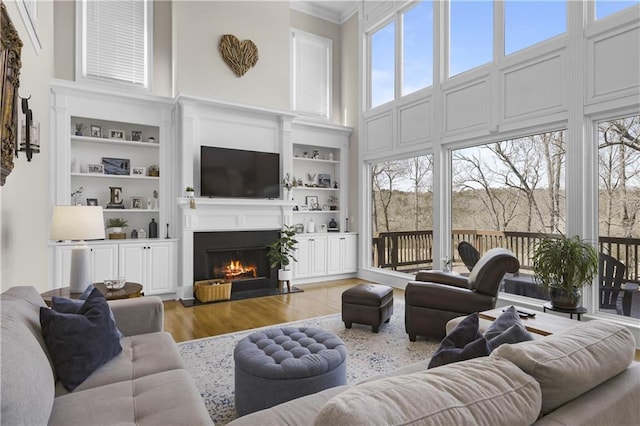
[193,230,280,299]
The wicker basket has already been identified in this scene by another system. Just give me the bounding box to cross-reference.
[194,280,232,302]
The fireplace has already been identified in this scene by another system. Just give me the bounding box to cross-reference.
[193,230,280,299]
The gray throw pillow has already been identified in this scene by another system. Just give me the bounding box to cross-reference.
[484,306,533,350]
[427,313,491,369]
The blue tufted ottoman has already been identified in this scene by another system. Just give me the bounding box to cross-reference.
[233,327,347,416]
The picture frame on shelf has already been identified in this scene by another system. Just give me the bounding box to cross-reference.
[305,195,319,210]
[86,198,98,206]
[109,129,125,140]
[102,157,130,175]
[87,163,104,174]
[132,166,146,176]
[90,125,102,138]
[131,130,142,141]
[130,196,143,209]
[318,173,331,188]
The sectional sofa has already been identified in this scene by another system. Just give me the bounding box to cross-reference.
[0,286,212,425]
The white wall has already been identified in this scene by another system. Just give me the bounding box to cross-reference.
[172,1,290,110]
[1,0,55,292]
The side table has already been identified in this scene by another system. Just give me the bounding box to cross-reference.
[542,302,587,320]
[41,282,143,305]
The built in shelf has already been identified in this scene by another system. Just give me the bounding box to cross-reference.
[103,209,160,213]
[292,157,339,164]
[71,135,160,148]
[71,173,159,180]
[293,210,340,214]
[292,187,338,192]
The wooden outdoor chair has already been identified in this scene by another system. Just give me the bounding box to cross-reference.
[599,252,625,311]
[457,241,481,272]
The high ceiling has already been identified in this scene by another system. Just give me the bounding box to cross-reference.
[290,1,359,24]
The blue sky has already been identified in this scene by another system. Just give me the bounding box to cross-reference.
[371,0,639,108]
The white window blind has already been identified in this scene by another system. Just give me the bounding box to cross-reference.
[81,0,149,88]
[292,30,332,119]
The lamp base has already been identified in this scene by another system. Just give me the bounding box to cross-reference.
[70,243,91,293]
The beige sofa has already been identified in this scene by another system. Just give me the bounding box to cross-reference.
[229,317,640,425]
[1,286,212,425]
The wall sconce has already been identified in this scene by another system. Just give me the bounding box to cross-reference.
[16,95,40,161]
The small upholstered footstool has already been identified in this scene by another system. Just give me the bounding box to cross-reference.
[234,327,347,416]
[342,283,394,333]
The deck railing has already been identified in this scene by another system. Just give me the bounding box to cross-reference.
[373,230,640,283]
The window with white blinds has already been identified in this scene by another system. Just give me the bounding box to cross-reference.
[291,29,332,119]
[78,0,151,88]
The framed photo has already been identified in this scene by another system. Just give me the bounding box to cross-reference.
[305,195,319,210]
[132,166,146,176]
[318,173,331,188]
[102,157,130,175]
[109,129,125,140]
[87,163,104,174]
[86,198,98,206]
[131,130,142,141]
[130,196,143,209]
[90,125,102,138]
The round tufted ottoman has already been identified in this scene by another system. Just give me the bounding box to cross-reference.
[233,326,347,416]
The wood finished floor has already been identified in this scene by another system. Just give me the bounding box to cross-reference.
[163,278,404,343]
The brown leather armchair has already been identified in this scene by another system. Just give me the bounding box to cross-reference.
[405,248,520,340]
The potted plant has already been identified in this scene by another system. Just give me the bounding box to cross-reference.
[74,123,85,136]
[266,225,298,289]
[327,195,339,211]
[532,234,598,309]
[105,218,128,238]
[185,186,195,198]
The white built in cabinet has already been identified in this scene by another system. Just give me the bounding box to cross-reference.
[50,81,177,294]
[293,233,357,281]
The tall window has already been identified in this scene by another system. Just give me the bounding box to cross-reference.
[451,131,566,299]
[449,0,493,77]
[291,29,332,119]
[505,1,566,55]
[78,0,152,88]
[402,1,433,96]
[370,21,396,108]
[597,115,640,318]
[595,1,639,20]
[371,155,434,272]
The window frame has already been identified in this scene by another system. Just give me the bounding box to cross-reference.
[75,0,153,91]
[16,0,41,53]
[290,28,333,120]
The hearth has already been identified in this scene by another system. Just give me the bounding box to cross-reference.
[193,230,280,299]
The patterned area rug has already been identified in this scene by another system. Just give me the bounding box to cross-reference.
[178,302,440,425]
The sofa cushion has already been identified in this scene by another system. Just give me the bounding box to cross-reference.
[55,332,186,395]
[1,293,56,426]
[428,313,490,368]
[49,369,213,425]
[40,289,123,391]
[491,319,636,415]
[314,357,541,426]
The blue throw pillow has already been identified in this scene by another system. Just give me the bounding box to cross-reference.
[427,313,491,369]
[483,306,533,350]
[40,288,123,391]
[51,284,123,338]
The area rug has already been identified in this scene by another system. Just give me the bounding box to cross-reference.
[178,302,440,425]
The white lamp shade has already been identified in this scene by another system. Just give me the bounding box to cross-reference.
[50,206,106,241]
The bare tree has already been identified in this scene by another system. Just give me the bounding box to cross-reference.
[371,161,405,232]
[406,156,433,230]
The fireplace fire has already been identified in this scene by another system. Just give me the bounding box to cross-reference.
[220,259,257,281]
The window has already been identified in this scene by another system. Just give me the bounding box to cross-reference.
[449,0,493,77]
[505,1,566,55]
[451,131,566,299]
[597,115,640,318]
[370,21,396,108]
[595,1,639,19]
[291,29,332,119]
[77,0,152,88]
[371,155,434,272]
[402,1,433,96]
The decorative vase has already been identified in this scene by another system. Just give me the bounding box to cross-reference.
[549,287,581,309]
[148,218,158,238]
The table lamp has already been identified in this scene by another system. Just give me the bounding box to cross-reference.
[50,206,106,293]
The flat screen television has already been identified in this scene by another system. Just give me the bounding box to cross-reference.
[200,146,280,199]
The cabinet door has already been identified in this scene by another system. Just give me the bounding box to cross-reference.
[146,243,174,294]
[310,236,327,276]
[342,235,357,273]
[293,237,312,279]
[91,245,118,283]
[119,244,146,287]
[326,235,343,275]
